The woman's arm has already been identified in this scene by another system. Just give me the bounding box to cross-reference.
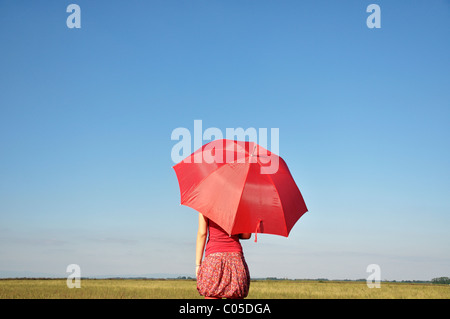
[239,233,252,240]
[196,213,208,276]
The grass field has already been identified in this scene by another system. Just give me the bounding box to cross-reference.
[1,279,449,299]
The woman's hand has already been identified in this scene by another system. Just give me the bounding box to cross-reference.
[196,265,201,277]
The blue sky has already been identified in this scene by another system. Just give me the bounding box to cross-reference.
[0,1,449,281]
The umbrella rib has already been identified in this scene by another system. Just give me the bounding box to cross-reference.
[263,167,288,237]
[177,141,244,205]
[180,164,222,206]
[229,160,252,235]
[181,155,250,207]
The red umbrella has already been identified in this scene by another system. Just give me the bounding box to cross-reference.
[173,139,308,241]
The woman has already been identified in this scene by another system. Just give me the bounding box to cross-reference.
[195,213,251,299]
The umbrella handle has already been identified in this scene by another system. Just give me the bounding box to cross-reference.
[254,219,262,243]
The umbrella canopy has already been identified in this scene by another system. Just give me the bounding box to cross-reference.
[173,139,308,240]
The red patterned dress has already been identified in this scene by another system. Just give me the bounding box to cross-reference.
[196,220,250,299]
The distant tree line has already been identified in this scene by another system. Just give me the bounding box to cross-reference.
[431,277,450,285]
[2,276,448,283]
